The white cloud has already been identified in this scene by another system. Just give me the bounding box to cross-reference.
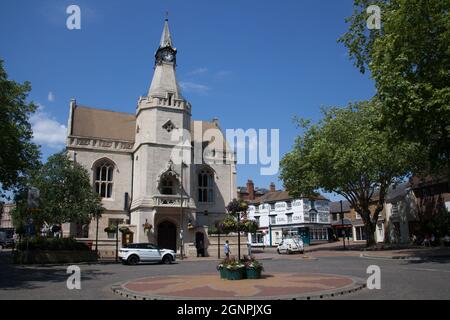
[187,67,208,76]
[214,70,232,79]
[179,81,210,94]
[48,92,55,102]
[30,106,67,149]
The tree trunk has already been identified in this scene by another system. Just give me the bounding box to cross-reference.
[365,222,377,247]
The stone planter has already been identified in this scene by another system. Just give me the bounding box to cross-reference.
[226,268,245,280]
[246,268,262,279]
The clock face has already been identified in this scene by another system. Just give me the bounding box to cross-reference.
[162,50,174,62]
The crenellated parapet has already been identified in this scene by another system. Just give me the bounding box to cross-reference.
[67,135,134,153]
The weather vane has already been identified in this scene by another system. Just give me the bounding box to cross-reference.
[165,11,169,21]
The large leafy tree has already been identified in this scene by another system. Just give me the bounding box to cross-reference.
[13,151,104,231]
[339,0,450,170]
[280,101,421,246]
[0,60,41,200]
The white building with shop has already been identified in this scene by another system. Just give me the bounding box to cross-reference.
[247,191,331,246]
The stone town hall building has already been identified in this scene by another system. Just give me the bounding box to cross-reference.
[64,19,237,256]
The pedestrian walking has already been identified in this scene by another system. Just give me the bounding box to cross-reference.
[224,240,230,259]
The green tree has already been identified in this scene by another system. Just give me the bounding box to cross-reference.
[0,60,41,200]
[13,151,104,231]
[280,101,421,247]
[339,0,450,170]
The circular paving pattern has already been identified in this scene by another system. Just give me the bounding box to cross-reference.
[112,273,365,300]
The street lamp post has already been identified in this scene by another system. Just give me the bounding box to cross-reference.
[340,200,346,250]
[115,220,119,262]
[179,161,185,260]
[95,213,99,253]
[237,210,241,260]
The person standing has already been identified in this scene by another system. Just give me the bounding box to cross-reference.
[247,239,252,257]
[224,240,230,259]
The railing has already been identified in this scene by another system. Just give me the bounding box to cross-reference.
[153,195,194,208]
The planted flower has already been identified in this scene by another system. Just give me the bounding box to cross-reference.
[104,225,117,233]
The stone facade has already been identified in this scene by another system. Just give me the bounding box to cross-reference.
[64,19,237,257]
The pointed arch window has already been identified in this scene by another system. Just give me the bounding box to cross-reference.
[161,176,175,195]
[94,160,114,199]
[198,169,214,203]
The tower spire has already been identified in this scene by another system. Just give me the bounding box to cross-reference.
[160,14,173,49]
[148,18,182,99]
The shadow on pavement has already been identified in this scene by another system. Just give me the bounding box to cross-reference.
[0,250,114,290]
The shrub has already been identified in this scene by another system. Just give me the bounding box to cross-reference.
[16,237,89,251]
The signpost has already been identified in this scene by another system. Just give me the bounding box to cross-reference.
[340,200,346,250]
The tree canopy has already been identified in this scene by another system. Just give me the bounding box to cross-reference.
[280,100,421,246]
[0,60,41,201]
[339,0,450,170]
[12,151,104,231]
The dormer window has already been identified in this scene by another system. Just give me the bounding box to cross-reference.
[168,93,173,106]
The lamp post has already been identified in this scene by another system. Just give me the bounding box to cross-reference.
[115,220,119,262]
[179,161,185,260]
[95,213,99,253]
[340,200,346,250]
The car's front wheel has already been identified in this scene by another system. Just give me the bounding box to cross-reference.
[162,255,173,265]
[127,255,140,265]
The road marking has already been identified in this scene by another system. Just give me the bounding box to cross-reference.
[404,267,450,274]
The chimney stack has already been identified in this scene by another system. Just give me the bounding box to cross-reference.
[270,182,276,192]
[246,180,255,200]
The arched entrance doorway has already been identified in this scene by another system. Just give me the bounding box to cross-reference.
[157,221,177,251]
[195,232,205,257]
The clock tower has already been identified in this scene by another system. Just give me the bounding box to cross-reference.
[131,17,195,245]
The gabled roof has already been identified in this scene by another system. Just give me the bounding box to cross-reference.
[69,105,229,149]
[71,105,136,142]
[330,201,351,213]
[250,190,328,205]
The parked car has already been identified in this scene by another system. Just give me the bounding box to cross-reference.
[0,231,14,250]
[277,238,304,254]
[119,243,176,265]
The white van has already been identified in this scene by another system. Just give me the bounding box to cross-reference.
[277,238,304,254]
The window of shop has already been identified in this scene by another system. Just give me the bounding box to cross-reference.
[355,226,366,241]
[287,214,293,224]
[270,215,276,225]
[251,232,264,244]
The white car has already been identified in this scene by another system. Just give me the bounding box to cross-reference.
[277,238,304,254]
[119,243,176,265]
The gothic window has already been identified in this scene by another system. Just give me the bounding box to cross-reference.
[198,169,214,203]
[94,160,114,199]
[162,120,175,133]
[161,176,175,195]
[75,223,89,238]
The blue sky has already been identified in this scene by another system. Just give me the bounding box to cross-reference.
[0,0,375,198]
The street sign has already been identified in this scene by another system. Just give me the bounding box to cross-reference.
[27,187,40,209]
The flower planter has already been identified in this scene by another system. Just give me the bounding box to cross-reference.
[226,268,245,280]
[246,268,262,279]
[219,268,228,279]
